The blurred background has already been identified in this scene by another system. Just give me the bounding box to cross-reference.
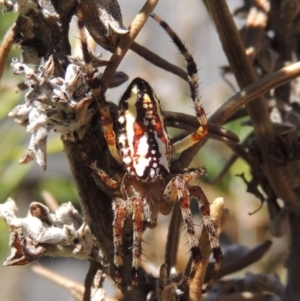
[0,0,285,300]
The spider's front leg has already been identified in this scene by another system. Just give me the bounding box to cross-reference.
[163,169,223,292]
[151,14,209,154]
[77,3,122,164]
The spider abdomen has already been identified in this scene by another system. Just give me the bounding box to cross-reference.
[118,78,171,181]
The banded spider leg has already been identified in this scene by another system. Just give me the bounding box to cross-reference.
[151,13,223,292]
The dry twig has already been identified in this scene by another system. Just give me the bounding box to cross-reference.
[0,23,15,82]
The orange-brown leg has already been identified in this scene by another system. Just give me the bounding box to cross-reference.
[77,3,122,164]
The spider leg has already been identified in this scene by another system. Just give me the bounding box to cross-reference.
[73,131,120,189]
[112,198,127,284]
[164,169,222,292]
[188,185,223,293]
[78,149,119,189]
[164,173,202,278]
[130,197,144,288]
[113,196,145,289]
[151,13,208,154]
[77,3,122,164]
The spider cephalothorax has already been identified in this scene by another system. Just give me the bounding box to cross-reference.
[77,6,223,293]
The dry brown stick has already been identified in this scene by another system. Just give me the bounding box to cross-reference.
[206,0,297,207]
[164,203,181,276]
[194,60,300,177]
[286,210,300,301]
[41,190,59,211]
[83,261,107,301]
[210,292,276,301]
[32,264,117,301]
[217,240,272,279]
[210,61,300,125]
[170,61,300,143]
[130,41,188,81]
[83,261,99,301]
[243,0,269,63]
[32,265,84,301]
[0,23,15,83]
[100,0,159,91]
[164,111,239,144]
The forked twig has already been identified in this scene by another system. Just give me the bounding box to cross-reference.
[100,0,159,91]
[83,261,108,301]
[206,0,298,207]
[180,59,300,168]
[176,60,300,175]
[210,61,300,125]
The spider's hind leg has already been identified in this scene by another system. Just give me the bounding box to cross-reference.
[188,184,223,293]
[112,198,127,284]
[163,169,223,293]
[112,195,145,289]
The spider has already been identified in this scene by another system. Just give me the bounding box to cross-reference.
[77,6,223,293]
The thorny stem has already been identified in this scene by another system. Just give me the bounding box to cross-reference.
[100,0,159,91]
